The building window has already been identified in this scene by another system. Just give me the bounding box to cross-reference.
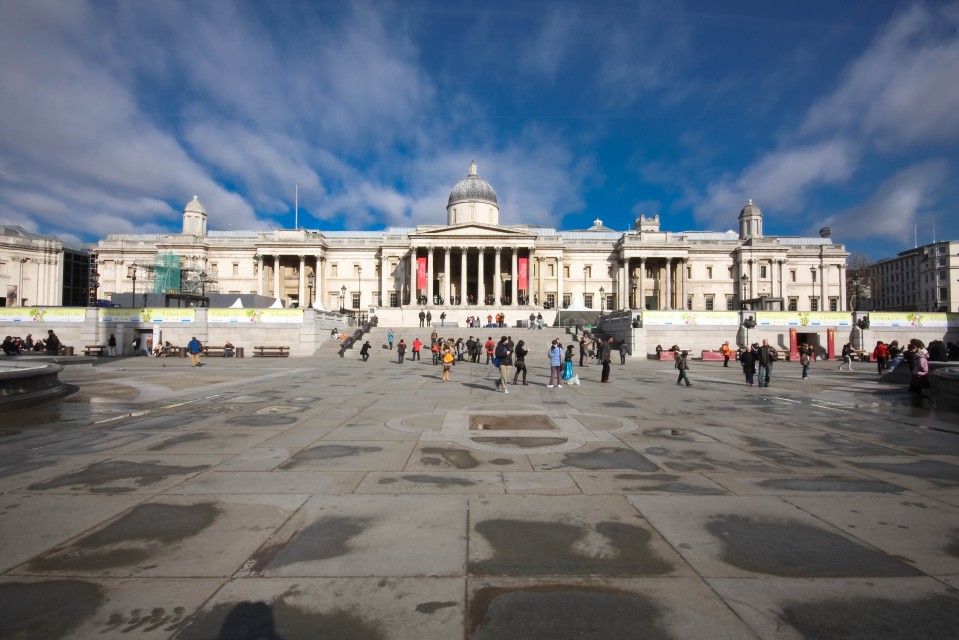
[546,293,556,308]
[584,293,593,308]
[790,270,796,282]
[548,263,555,277]
[232,263,239,276]
[705,295,714,310]
[810,297,819,311]
[706,266,713,279]
[584,266,591,278]
[686,295,693,310]
[728,266,734,278]
[829,297,838,311]
[389,292,398,307]
[687,266,692,278]
[788,297,798,311]
[564,266,569,279]
[726,295,735,311]
[331,264,338,277]
[351,293,360,309]
[562,293,571,308]
[760,265,767,278]
[354,264,361,276]
[811,270,817,283]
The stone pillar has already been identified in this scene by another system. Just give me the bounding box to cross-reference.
[460,249,467,306]
[257,254,265,296]
[298,255,306,306]
[619,260,627,309]
[681,259,688,309]
[838,265,845,311]
[536,256,544,306]
[317,256,325,305]
[273,255,281,301]
[444,247,452,304]
[820,263,826,308]
[639,258,646,310]
[493,248,502,304]
[557,256,564,307]
[409,248,417,305]
[379,254,387,307]
[665,258,672,310]
[427,247,435,304]
[478,249,485,305]
[510,248,518,306]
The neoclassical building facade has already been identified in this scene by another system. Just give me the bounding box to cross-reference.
[94,162,849,318]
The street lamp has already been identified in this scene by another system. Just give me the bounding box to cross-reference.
[599,286,605,312]
[307,272,315,308]
[340,285,347,314]
[740,274,749,310]
[630,276,637,310]
[130,262,138,307]
[199,271,207,306]
[357,267,362,310]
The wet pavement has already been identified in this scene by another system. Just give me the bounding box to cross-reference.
[1,354,958,638]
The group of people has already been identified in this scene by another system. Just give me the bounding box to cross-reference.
[1,330,61,356]
[736,340,781,387]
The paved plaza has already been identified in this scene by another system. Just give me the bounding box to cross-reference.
[1,349,958,639]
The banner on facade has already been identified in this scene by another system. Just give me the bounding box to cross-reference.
[867,312,953,328]
[755,312,851,327]
[416,257,427,290]
[642,311,740,326]
[208,309,303,324]
[0,307,86,323]
[99,308,196,323]
[518,257,528,290]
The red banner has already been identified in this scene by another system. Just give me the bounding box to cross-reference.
[417,257,427,290]
[518,257,529,290]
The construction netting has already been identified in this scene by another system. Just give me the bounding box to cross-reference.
[153,253,181,293]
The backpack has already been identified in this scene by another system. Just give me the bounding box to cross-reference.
[800,353,810,366]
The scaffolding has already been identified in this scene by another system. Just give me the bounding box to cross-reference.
[153,254,181,294]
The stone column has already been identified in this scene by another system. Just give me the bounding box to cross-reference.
[510,248,518,306]
[409,248,417,305]
[317,256,325,305]
[273,255,281,300]
[379,254,387,307]
[493,248,502,304]
[838,265,845,311]
[639,258,646,309]
[536,256,544,306]
[557,256,564,307]
[820,262,826,308]
[460,249,467,306]
[427,247,435,304]
[298,255,306,306]
[477,249,485,305]
[257,254,265,296]
[665,258,673,310]
[444,247,452,304]
[619,260,627,309]
[681,259,688,309]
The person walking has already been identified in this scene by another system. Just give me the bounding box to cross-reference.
[397,339,407,363]
[512,340,528,385]
[45,329,60,355]
[619,341,628,365]
[547,339,564,388]
[740,345,756,386]
[872,341,889,375]
[440,312,446,328]
[360,341,371,361]
[600,337,613,383]
[426,311,432,326]
[107,333,117,357]
[720,341,731,367]
[187,336,203,367]
[579,337,589,367]
[676,350,692,387]
[800,348,811,379]
[839,343,854,372]
[484,337,495,364]
[441,342,454,381]
[387,330,394,350]
[756,339,778,387]
[494,336,513,393]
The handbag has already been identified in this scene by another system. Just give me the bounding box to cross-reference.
[492,357,500,367]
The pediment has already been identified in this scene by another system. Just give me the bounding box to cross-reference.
[413,223,536,239]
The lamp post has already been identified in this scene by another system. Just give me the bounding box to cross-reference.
[307,272,315,308]
[357,267,362,310]
[340,285,347,314]
[599,286,605,313]
[90,271,100,307]
[740,274,749,310]
[199,271,207,306]
[630,277,637,310]
[130,262,138,307]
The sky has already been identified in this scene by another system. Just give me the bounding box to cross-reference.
[1,0,958,261]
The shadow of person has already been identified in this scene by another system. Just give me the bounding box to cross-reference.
[218,601,284,640]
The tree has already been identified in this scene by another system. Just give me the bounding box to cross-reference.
[846,250,874,311]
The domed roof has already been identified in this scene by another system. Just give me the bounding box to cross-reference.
[738,198,762,219]
[184,195,206,215]
[447,161,498,208]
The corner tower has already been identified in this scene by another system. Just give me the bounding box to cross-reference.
[738,199,763,241]
[447,160,499,225]
[182,195,207,236]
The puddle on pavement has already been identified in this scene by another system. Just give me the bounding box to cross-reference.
[280,445,382,469]
[378,474,476,487]
[471,437,568,448]
[471,518,673,576]
[254,405,303,415]
[225,414,298,427]
[556,447,659,472]
[0,580,104,638]
[945,530,959,558]
[0,453,59,479]
[779,595,959,640]
[28,460,209,493]
[705,514,920,577]
[416,600,457,614]
[30,502,219,571]
[853,460,959,486]
[613,473,727,495]
[251,515,372,571]
[470,415,557,431]
[812,434,908,458]
[468,585,671,640]
[420,447,480,469]
[750,449,833,469]
[643,447,779,473]
[147,433,217,451]
[174,599,385,640]
[758,476,906,493]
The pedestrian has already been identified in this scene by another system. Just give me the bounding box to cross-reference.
[547,339,564,388]
[494,336,513,393]
[412,338,422,361]
[440,312,446,328]
[909,347,930,395]
[676,350,692,387]
[720,341,731,367]
[387,330,394,350]
[419,311,425,327]
[397,339,407,363]
[484,336,495,364]
[360,341,371,361]
[886,340,903,372]
[579,337,589,367]
[740,345,756,386]
[441,342,454,381]
[619,341,628,365]
[756,339,778,387]
[839,343,854,372]
[512,339,528,385]
[107,333,117,357]
[800,348,811,379]
[45,329,61,355]
[600,337,613,383]
[536,312,544,329]
[426,311,432,326]
[529,313,535,329]
[187,335,203,367]
[873,341,888,375]
[431,339,440,365]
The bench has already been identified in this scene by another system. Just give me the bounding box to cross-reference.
[254,345,290,357]
[700,350,727,361]
[203,345,232,357]
[82,345,105,356]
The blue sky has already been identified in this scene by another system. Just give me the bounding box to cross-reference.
[1,1,957,260]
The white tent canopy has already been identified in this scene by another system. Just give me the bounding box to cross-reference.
[269,298,284,309]
[228,298,244,308]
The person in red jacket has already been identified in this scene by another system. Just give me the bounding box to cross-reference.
[872,340,889,375]
[484,337,495,364]
[412,338,422,361]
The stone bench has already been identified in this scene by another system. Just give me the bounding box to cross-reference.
[254,346,289,357]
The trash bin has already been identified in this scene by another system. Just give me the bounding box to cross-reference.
[179,346,188,358]
[235,347,244,358]
[64,346,74,356]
